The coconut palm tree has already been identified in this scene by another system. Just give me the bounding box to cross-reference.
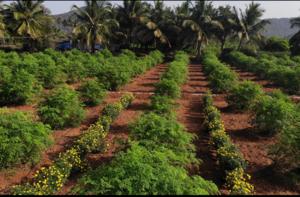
[116,0,149,49]
[213,5,236,51]
[233,2,269,50]
[72,0,119,53]
[182,0,221,59]
[4,0,52,50]
[133,0,171,50]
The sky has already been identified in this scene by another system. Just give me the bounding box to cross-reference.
[5,1,300,19]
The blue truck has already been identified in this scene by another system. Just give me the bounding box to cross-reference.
[56,40,103,51]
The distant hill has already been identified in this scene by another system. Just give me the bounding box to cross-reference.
[53,11,300,39]
[263,18,300,38]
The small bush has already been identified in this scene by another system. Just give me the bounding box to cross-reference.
[0,110,52,168]
[0,68,41,106]
[75,122,107,154]
[251,94,296,136]
[78,79,107,106]
[12,148,82,195]
[263,36,290,52]
[102,103,123,121]
[225,168,254,195]
[38,85,86,129]
[150,95,176,115]
[129,113,196,163]
[120,93,135,109]
[227,81,264,111]
[155,79,181,99]
[217,144,247,172]
[72,144,218,195]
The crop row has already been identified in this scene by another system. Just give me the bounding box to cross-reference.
[11,93,135,195]
[71,51,219,195]
[0,49,164,106]
[224,51,300,94]
[202,50,300,188]
[202,92,253,195]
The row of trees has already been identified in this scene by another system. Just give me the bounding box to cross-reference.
[0,0,269,55]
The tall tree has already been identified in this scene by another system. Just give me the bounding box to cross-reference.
[116,0,148,49]
[214,5,236,51]
[5,0,52,50]
[182,0,221,59]
[233,2,269,50]
[72,0,119,53]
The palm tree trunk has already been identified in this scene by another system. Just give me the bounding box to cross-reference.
[196,40,203,60]
[238,38,243,50]
[221,36,226,52]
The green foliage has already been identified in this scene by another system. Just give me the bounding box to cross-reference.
[38,85,86,129]
[227,80,264,110]
[155,79,181,99]
[0,67,41,106]
[202,50,238,93]
[263,36,290,52]
[202,92,253,194]
[150,95,176,115]
[34,53,66,89]
[72,144,218,195]
[225,51,300,94]
[251,94,296,136]
[129,113,196,164]
[75,122,107,154]
[78,79,107,106]
[102,103,123,121]
[12,148,83,195]
[0,110,52,168]
[120,93,135,109]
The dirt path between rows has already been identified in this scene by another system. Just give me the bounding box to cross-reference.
[176,64,224,189]
[58,64,168,194]
[231,67,300,103]
[0,64,167,194]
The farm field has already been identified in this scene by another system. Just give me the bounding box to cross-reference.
[1,0,300,195]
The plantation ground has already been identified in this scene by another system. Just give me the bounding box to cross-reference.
[0,63,167,194]
[1,54,300,195]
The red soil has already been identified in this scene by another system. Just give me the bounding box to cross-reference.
[0,64,167,194]
[177,64,223,187]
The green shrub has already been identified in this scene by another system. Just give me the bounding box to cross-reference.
[263,36,290,52]
[225,168,254,195]
[150,95,176,115]
[38,85,86,129]
[12,148,82,195]
[217,144,247,172]
[78,79,107,106]
[0,68,41,106]
[102,102,123,121]
[64,61,86,83]
[129,113,196,163]
[227,81,264,111]
[251,94,296,136]
[98,115,113,132]
[0,110,52,168]
[120,93,135,108]
[72,144,219,195]
[34,53,66,89]
[75,122,107,154]
[155,79,181,99]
